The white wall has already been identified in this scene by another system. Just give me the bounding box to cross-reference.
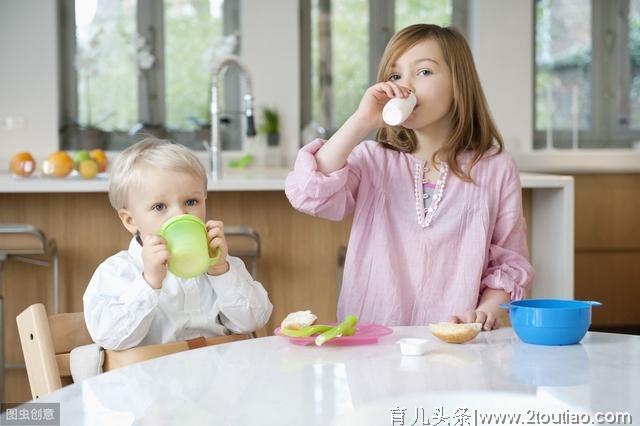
[0,0,533,166]
[0,0,59,165]
[469,0,533,154]
[240,0,300,165]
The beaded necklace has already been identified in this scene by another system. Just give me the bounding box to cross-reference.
[413,160,448,228]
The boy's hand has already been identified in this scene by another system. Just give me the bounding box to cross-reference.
[449,309,500,331]
[141,234,169,289]
[206,220,229,276]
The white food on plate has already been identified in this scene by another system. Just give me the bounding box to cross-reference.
[281,310,318,330]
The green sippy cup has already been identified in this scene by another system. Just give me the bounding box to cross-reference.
[159,214,221,278]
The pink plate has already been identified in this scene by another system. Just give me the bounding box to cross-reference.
[274,323,393,346]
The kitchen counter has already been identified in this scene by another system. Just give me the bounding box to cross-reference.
[0,168,574,301]
[0,169,570,192]
[514,150,640,174]
[0,166,292,193]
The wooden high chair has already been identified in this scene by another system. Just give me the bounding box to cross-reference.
[16,303,250,399]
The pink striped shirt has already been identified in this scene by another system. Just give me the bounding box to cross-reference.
[285,139,534,326]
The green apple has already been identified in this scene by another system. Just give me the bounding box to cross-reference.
[73,150,91,169]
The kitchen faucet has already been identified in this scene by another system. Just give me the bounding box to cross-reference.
[209,55,256,180]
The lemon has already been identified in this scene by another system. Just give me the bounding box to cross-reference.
[78,159,98,179]
[73,150,91,169]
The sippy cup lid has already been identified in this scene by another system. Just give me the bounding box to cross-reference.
[159,214,206,235]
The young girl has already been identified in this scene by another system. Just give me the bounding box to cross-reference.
[285,24,534,330]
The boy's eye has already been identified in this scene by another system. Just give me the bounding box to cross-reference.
[152,203,166,212]
[418,69,433,76]
[185,199,198,207]
[388,74,400,81]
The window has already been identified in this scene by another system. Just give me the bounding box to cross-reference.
[310,0,369,131]
[395,0,452,30]
[165,0,224,131]
[73,0,138,133]
[534,0,640,149]
[301,0,467,134]
[61,0,242,151]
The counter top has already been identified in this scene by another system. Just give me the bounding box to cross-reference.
[514,149,640,173]
[0,166,291,193]
[0,169,571,193]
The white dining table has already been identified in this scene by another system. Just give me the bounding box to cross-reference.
[27,327,640,425]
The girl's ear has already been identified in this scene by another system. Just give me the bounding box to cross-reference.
[117,209,138,235]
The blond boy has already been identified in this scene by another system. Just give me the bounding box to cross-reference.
[83,138,272,350]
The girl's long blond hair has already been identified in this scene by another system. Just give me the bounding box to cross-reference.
[376,24,503,182]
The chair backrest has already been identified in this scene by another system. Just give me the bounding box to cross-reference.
[225,226,267,336]
[0,224,48,255]
[225,226,260,276]
[16,303,71,398]
[17,303,250,399]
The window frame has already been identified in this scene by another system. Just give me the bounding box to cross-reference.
[300,0,469,136]
[59,0,241,151]
[533,0,640,149]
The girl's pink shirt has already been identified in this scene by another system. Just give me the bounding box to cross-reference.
[285,139,534,326]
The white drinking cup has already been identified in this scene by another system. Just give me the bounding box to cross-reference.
[382,92,417,126]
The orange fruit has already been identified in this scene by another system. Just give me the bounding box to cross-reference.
[9,152,36,177]
[89,149,108,173]
[43,151,74,177]
[78,159,98,179]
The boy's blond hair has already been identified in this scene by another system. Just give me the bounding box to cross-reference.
[108,137,208,210]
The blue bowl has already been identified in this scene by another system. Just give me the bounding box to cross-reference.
[500,299,603,345]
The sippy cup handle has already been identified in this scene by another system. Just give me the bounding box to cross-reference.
[209,247,222,266]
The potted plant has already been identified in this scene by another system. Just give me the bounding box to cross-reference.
[259,107,280,146]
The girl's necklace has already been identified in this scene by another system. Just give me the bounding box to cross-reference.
[413,159,448,228]
[422,161,432,184]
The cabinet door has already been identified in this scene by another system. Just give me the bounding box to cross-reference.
[574,175,640,327]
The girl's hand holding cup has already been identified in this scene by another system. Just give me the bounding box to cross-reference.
[142,234,170,289]
[354,82,413,131]
[206,220,229,276]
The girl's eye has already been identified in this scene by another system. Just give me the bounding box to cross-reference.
[418,69,433,76]
[152,203,166,212]
[185,199,198,207]
[388,74,400,81]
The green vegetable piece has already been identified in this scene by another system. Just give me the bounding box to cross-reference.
[344,323,357,336]
[315,315,358,346]
[280,324,333,337]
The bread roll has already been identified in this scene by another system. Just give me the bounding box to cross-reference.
[429,322,482,344]
[281,310,318,330]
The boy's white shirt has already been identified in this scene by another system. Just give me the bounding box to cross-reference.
[83,237,273,350]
